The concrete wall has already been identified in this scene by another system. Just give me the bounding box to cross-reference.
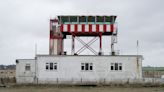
[36,55,142,84]
[0,70,15,78]
[16,59,36,84]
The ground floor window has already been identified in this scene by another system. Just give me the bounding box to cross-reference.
[46,62,57,70]
[25,64,30,71]
[81,63,93,71]
[111,63,122,71]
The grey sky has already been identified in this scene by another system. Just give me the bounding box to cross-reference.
[0,0,164,66]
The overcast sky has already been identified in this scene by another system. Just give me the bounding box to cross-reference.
[0,0,164,66]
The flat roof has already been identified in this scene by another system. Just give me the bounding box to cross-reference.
[36,54,143,58]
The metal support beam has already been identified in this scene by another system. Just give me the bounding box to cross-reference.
[60,38,63,55]
[71,35,75,55]
[75,37,98,55]
[99,34,102,55]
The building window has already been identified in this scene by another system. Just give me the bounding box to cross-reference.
[54,63,57,70]
[90,63,93,70]
[50,63,53,70]
[111,63,122,71]
[81,63,93,71]
[115,63,118,70]
[81,63,85,70]
[111,63,114,70]
[46,62,57,70]
[25,64,30,71]
[119,63,122,70]
[46,63,49,70]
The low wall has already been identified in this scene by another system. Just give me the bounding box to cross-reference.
[16,77,164,85]
[0,77,16,85]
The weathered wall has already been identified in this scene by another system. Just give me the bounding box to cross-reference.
[0,70,15,78]
[36,55,142,84]
[16,59,36,84]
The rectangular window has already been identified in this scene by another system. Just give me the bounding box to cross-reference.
[115,63,118,70]
[111,66,114,70]
[119,63,122,70]
[85,63,89,70]
[50,63,53,70]
[46,63,49,70]
[25,64,30,71]
[111,63,122,71]
[46,62,57,70]
[81,63,93,71]
[54,63,57,70]
[111,63,114,70]
[90,63,93,70]
[81,63,85,70]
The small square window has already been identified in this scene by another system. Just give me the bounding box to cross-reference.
[25,64,30,71]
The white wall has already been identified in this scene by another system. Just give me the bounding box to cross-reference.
[16,59,36,84]
[36,55,142,84]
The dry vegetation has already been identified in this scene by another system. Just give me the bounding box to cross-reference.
[0,85,164,92]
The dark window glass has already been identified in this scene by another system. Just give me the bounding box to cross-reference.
[61,16,69,23]
[90,65,93,70]
[119,66,122,70]
[96,16,104,22]
[105,16,112,22]
[111,66,114,70]
[50,63,53,70]
[79,16,86,22]
[25,64,30,71]
[46,65,49,70]
[54,65,57,70]
[81,66,84,70]
[88,16,95,22]
[85,63,89,70]
[115,63,118,70]
[70,16,77,22]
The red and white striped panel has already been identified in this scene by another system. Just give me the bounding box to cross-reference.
[60,24,115,33]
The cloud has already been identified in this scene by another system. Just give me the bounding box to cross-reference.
[0,0,164,66]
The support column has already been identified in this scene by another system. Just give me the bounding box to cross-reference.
[60,38,63,55]
[99,34,102,55]
[71,35,75,55]
[111,35,115,55]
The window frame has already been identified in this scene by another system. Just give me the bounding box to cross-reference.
[110,62,122,71]
[25,64,31,71]
[45,62,58,71]
[81,63,93,71]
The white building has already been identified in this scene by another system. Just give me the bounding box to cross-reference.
[16,55,143,84]
[16,15,144,85]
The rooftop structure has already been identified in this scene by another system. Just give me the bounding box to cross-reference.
[49,15,117,55]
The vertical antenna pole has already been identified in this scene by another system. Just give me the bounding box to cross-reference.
[137,40,139,56]
[35,43,37,57]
